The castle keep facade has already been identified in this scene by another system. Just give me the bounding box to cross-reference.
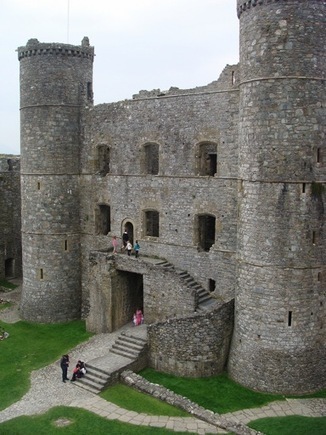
[16,0,325,394]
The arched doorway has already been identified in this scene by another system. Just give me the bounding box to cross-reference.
[122,221,134,245]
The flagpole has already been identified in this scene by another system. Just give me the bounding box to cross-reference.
[67,0,70,43]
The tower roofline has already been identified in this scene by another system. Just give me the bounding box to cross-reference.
[237,0,326,18]
[17,37,94,61]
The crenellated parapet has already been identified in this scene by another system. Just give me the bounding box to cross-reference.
[236,0,320,18]
[17,37,94,61]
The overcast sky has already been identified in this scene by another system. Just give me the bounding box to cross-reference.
[1,0,239,155]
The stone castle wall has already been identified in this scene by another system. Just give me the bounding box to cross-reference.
[79,72,240,308]
[0,157,22,279]
[148,300,234,377]
[10,0,325,394]
[18,38,94,322]
[229,0,326,394]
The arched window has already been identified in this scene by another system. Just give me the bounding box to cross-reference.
[95,204,111,235]
[144,210,159,237]
[97,145,110,176]
[195,214,216,251]
[197,142,217,176]
[143,143,159,175]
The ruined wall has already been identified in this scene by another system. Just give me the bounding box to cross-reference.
[148,300,234,377]
[0,156,22,279]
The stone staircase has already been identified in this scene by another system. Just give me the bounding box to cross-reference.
[156,260,215,311]
[111,332,148,359]
[72,330,148,394]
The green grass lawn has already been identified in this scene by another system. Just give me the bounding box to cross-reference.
[140,368,284,414]
[0,406,191,435]
[0,319,93,410]
[0,279,18,290]
[100,383,189,417]
[0,319,325,435]
[0,301,12,310]
[249,415,326,435]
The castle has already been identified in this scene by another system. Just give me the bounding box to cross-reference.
[1,0,325,395]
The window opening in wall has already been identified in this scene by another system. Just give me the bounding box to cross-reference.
[197,214,216,252]
[317,272,321,282]
[302,183,306,193]
[144,143,159,175]
[312,231,316,245]
[198,143,217,176]
[288,311,292,327]
[87,82,93,101]
[95,205,111,235]
[97,145,110,176]
[37,182,41,190]
[64,240,68,251]
[317,147,321,163]
[209,279,216,293]
[7,159,13,171]
[40,268,44,280]
[145,210,159,237]
[5,258,15,278]
[231,70,235,85]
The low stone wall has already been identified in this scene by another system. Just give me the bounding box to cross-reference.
[148,300,234,377]
[120,370,260,435]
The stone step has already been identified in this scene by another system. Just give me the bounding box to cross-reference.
[86,363,111,378]
[120,332,147,345]
[198,293,212,304]
[71,365,111,393]
[111,343,139,358]
[115,338,144,352]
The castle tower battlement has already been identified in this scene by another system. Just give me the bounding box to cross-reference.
[229,0,326,393]
[18,38,94,322]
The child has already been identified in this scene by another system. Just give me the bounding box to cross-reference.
[126,241,132,256]
[112,235,118,254]
[134,240,140,258]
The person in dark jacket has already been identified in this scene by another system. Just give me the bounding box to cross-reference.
[60,354,69,383]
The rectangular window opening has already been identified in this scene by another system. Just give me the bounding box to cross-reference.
[40,268,43,280]
[37,182,41,190]
[288,311,292,327]
[317,148,321,163]
[302,183,306,193]
[312,231,316,245]
[64,240,68,251]
[209,279,216,293]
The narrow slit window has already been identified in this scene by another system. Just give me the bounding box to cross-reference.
[37,182,41,190]
[64,240,68,251]
[231,71,235,85]
[87,82,93,101]
[288,311,292,327]
[317,272,321,282]
[40,268,43,280]
[302,183,306,193]
[317,148,321,163]
[312,231,316,245]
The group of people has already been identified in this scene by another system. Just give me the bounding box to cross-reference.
[112,230,140,258]
[132,308,144,326]
[0,327,9,340]
[60,354,86,383]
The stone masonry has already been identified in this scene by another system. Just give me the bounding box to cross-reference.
[2,0,323,394]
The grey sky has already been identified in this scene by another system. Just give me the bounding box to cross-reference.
[1,0,239,155]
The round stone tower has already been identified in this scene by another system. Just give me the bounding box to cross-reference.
[18,38,94,322]
[228,1,326,393]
